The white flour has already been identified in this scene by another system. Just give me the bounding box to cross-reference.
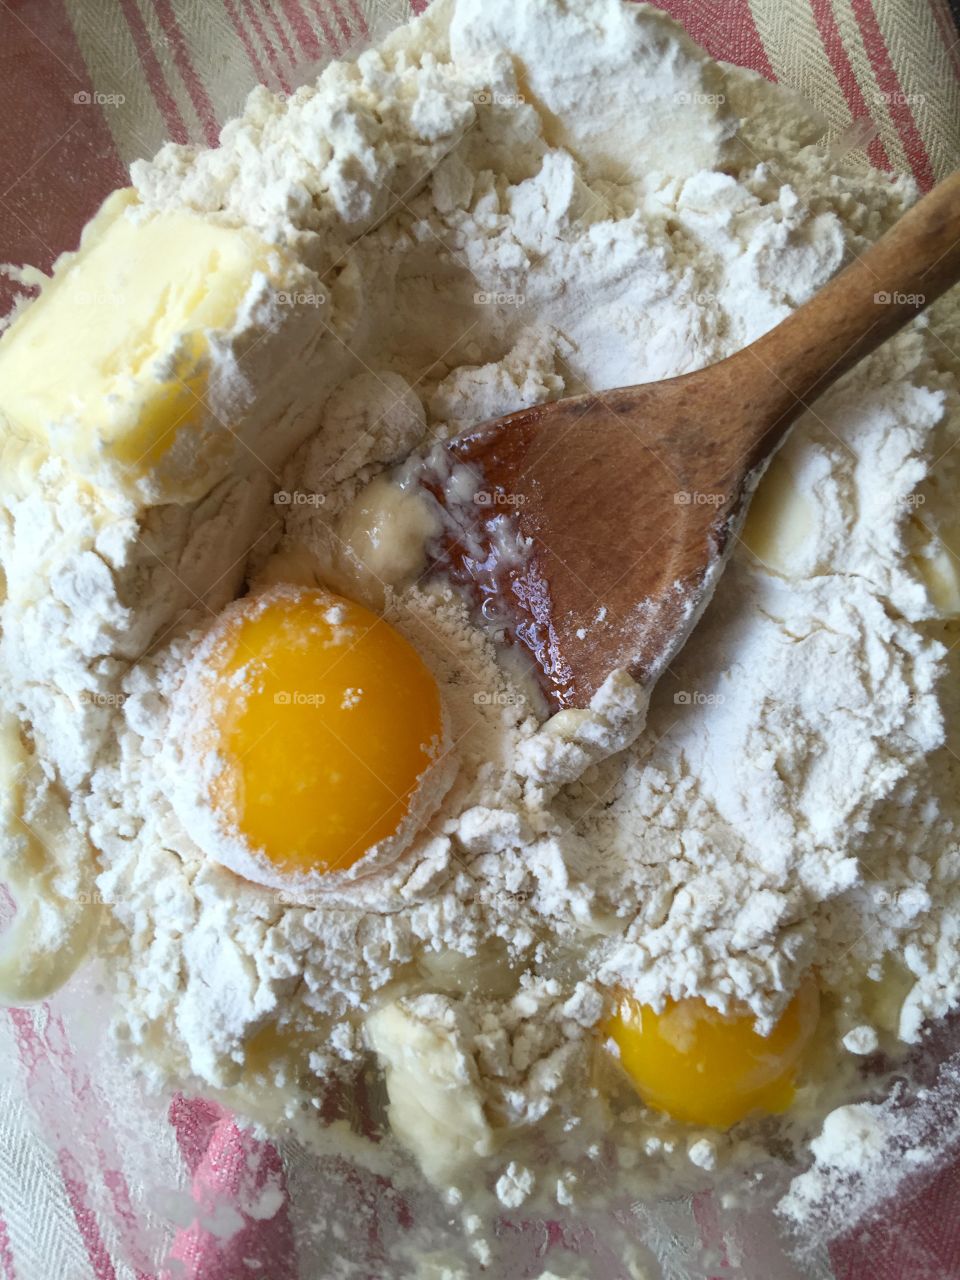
[2,0,960,1248]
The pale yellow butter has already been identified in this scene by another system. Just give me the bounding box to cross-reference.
[913,537,960,616]
[0,188,314,503]
[741,453,814,573]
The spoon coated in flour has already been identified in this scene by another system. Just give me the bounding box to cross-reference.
[426,170,960,709]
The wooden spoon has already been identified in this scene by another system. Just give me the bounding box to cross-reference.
[426,170,960,710]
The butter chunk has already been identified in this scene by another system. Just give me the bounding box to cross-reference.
[0,188,320,504]
[365,994,494,1185]
[914,537,960,617]
[741,452,814,574]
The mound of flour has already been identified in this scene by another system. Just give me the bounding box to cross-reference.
[2,0,960,1237]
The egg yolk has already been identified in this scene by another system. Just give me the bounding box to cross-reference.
[190,587,446,877]
[605,975,820,1129]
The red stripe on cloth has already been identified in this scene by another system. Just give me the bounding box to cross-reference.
[829,1142,960,1279]
[308,0,343,55]
[347,0,368,37]
[168,1094,228,1174]
[162,1103,298,1280]
[153,0,220,146]
[0,1210,17,1280]
[44,1013,156,1280]
[652,0,776,80]
[809,0,893,171]
[7,1009,156,1280]
[224,0,272,84]
[0,0,123,313]
[116,0,188,144]
[58,1150,118,1280]
[243,0,294,93]
[849,0,936,188]
[330,0,353,43]
[262,0,300,71]
[692,1191,731,1276]
[277,0,325,61]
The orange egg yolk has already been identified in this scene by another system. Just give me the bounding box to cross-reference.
[190,587,445,877]
[605,974,820,1129]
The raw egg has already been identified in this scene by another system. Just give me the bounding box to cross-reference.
[183,586,448,882]
[605,974,820,1129]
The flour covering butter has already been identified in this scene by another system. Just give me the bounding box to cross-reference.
[2,0,960,1245]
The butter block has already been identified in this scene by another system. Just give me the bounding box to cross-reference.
[913,537,960,617]
[0,189,320,504]
[741,452,814,573]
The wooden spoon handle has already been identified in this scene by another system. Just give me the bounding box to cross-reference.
[741,169,960,444]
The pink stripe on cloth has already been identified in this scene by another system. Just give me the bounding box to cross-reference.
[223,0,271,88]
[243,0,294,93]
[262,0,300,71]
[0,1210,18,1280]
[308,0,344,54]
[809,0,894,170]
[653,0,776,80]
[330,0,353,42]
[168,1095,226,1175]
[691,1190,730,1280]
[116,0,189,144]
[154,0,221,147]
[277,0,325,61]
[58,1149,119,1280]
[0,0,123,313]
[40,1012,156,1280]
[162,1097,297,1280]
[7,1008,156,1280]
[849,0,937,188]
[346,0,368,37]
[829,1149,960,1278]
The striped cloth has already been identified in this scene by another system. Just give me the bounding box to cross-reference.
[0,2,959,1278]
